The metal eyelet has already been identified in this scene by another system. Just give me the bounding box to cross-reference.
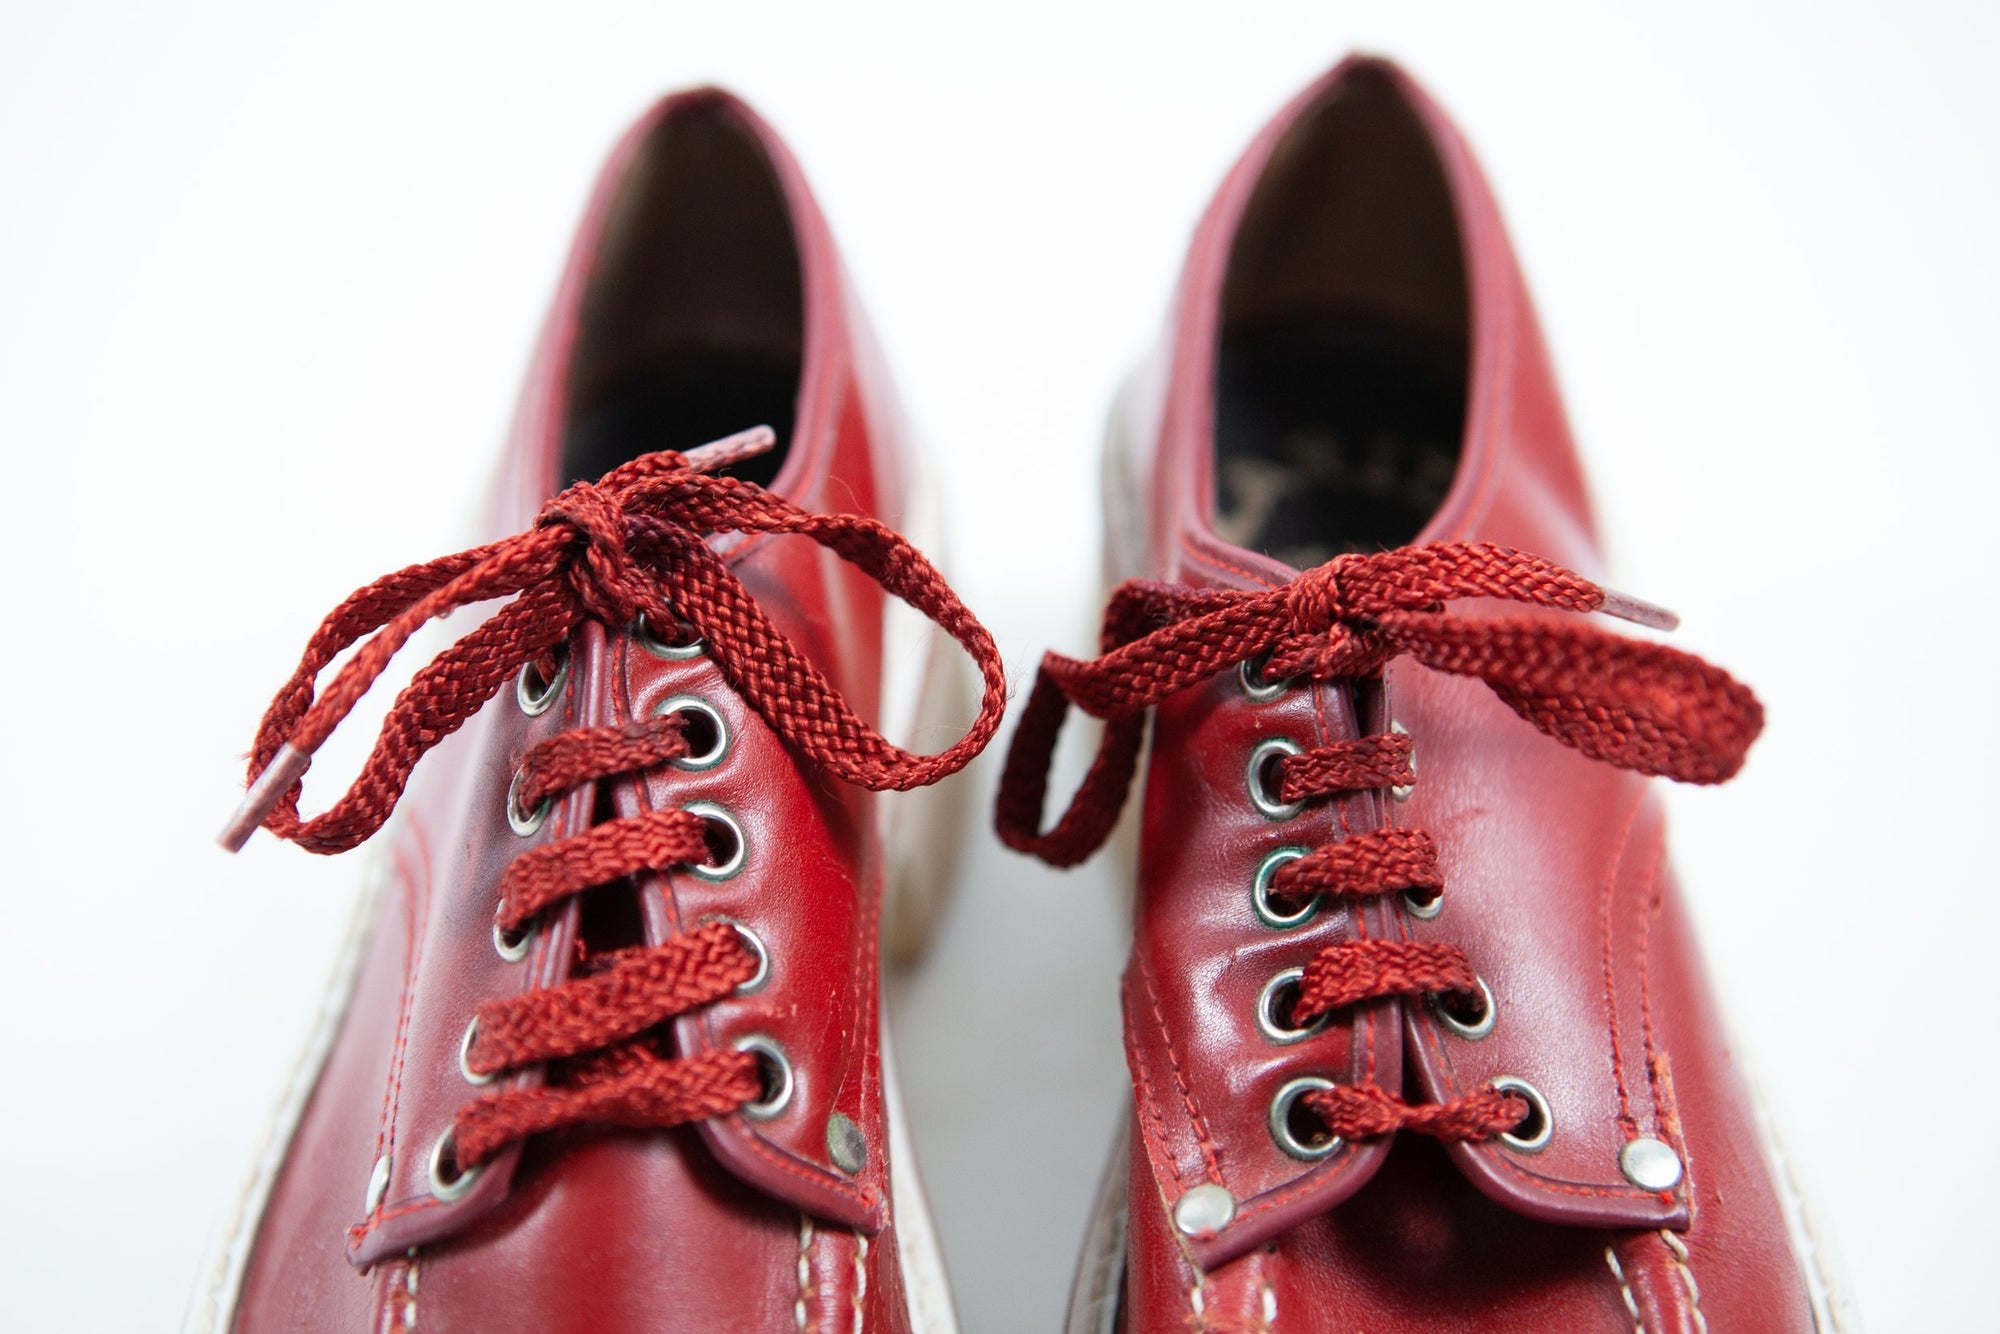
[1247,738,1306,820]
[516,651,570,717]
[634,614,706,661]
[703,915,770,993]
[1252,847,1318,929]
[492,917,534,963]
[427,1128,481,1202]
[1389,719,1416,801]
[682,802,746,880]
[1400,887,1444,921]
[1493,1076,1554,1153]
[459,1017,494,1086]
[734,1035,794,1121]
[505,768,551,837]
[656,695,730,770]
[1256,967,1331,1044]
[1268,1076,1342,1161]
[1431,976,1497,1040]
[1237,654,1292,702]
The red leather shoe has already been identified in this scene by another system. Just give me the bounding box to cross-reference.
[999,58,1840,1333]
[192,90,1001,1334]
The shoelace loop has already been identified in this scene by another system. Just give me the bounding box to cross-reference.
[995,541,1762,1147]
[224,426,1007,855]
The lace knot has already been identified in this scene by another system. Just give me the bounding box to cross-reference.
[540,477,648,628]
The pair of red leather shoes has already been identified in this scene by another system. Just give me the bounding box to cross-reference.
[196,56,1837,1334]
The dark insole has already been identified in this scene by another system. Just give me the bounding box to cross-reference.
[1215,319,1465,568]
[563,354,799,489]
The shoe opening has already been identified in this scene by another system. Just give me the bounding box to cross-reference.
[1216,66,1469,568]
[562,97,803,489]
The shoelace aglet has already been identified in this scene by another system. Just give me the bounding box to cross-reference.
[218,742,310,852]
[1599,588,1679,632]
[679,425,776,475]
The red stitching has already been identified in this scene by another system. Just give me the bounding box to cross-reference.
[1599,784,1652,1136]
[1135,952,1224,1183]
[1122,969,1188,1195]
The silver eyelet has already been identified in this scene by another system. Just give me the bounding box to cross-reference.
[682,801,746,880]
[505,768,551,837]
[1247,738,1306,820]
[1389,719,1416,801]
[1431,976,1497,1040]
[427,1128,481,1202]
[635,614,706,660]
[515,652,570,717]
[1493,1076,1554,1153]
[492,917,534,963]
[734,1035,794,1121]
[363,1152,392,1215]
[1252,847,1318,929]
[1268,1075,1343,1161]
[1256,967,1331,1044]
[1400,887,1444,921]
[1237,654,1292,702]
[656,695,730,770]
[459,1017,494,1086]
[704,915,770,993]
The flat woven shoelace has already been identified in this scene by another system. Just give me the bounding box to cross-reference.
[995,541,1763,1146]
[225,427,1007,1169]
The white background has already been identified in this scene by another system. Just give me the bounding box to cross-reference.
[3,3,1994,1330]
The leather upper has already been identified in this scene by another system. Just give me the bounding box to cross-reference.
[1098,56,1819,1333]
[228,89,932,1333]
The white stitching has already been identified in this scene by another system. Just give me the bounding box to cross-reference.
[1259,1277,1277,1332]
[851,1233,869,1334]
[795,1215,815,1332]
[1189,1274,1207,1330]
[1658,1230,1708,1334]
[401,1250,420,1330]
[1603,1245,1645,1334]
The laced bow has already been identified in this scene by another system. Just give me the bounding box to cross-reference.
[224,427,1007,854]
[224,427,1009,1174]
[995,541,1763,1149]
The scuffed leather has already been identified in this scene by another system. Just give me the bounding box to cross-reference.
[1097,55,1816,1332]
[233,89,924,1333]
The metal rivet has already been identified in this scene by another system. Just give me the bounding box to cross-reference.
[1493,1077,1555,1153]
[1619,1136,1684,1191]
[1256,967,1331,1044]
[1247,738,1306,820]
[1252,847,1318,929]
[734,1035,793,1121]
[1172,1182,1236,1236]
[492,917,534,963]
[655,694,730,770]
[1268,1076,1343,1161]
[1390,720,1416,801]
[516,652,569,717]
[364,1153,392,1214]
[827,1112,868,1176]
[459,1017,494,1086]
[427,1129,481,1202]
[505,767,551,837]
[1237,655,1292,702]
[1431,976,1498,1041]
[702,915,769,993]
[1400,887,1444,921]
[682,801,746,880]
[635,615,706,660]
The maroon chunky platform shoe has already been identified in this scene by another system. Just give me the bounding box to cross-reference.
[192,90,995,1334]
[998,57,1844,1334]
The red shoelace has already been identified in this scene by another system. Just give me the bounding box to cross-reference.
[225,427,1007,1170]
[996,541,1762,1147]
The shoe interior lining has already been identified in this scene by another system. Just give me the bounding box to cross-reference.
[1216,69,1469,568]
[562,101,803,489]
